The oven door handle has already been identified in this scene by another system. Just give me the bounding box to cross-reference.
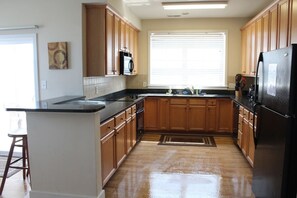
[136,109,144,114]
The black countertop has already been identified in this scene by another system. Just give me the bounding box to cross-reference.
[6,90,255,123]
[232,96,256,112]
[6,96,105,113]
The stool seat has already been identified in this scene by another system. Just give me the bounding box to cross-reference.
[0,129,30,195]
[8,129,27,137]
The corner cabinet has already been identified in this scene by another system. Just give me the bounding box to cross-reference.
[84,4,139,76]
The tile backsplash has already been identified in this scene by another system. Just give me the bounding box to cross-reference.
[83,76,126,99]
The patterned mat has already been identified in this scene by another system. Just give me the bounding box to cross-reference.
[159,134,216,147]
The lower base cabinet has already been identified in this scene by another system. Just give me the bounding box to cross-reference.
[100,105,137,186]
[237,106,257,167]
[144,97,233,133]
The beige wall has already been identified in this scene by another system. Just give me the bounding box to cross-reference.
[127,17,250,89]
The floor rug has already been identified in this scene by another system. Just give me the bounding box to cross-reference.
[0,156,22,178]
[159,134,216,147]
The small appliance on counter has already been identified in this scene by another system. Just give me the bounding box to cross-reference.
[247,84,255,102]
[120,51,134,75]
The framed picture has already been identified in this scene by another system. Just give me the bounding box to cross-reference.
[48,42,68,69]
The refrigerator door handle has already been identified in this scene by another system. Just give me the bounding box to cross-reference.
[254,52,263,104]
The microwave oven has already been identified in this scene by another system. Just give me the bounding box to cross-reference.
[120,51,134,75]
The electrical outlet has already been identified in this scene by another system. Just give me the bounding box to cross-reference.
[95,86,100,94]
[143,82,147,87]
[41,80,47,90]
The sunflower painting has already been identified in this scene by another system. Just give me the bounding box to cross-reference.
[48,42,68,69]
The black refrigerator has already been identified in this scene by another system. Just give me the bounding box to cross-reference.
[252,44,297,198]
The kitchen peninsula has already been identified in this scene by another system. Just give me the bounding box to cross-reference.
[6,95,140,198]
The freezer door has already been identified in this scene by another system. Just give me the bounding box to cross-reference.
[260,46,294,115]
[252,106,292,198]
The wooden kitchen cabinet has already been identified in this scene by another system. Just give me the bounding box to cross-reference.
[131,114,137,146]
[216,99,233,132]
[270,4,279,51]
[188,99,206,131]
[144,97,159,130]
[237,105,257,167]
[291,0,297,43]
[100,118,116,186]
[247,123,255,166]
[255,18,263,67]
[262,12,269,52]
[169,98,187,131]
[241,28,247,75]
[85,4,139,76]
[159,98,169,130]
[126,108,132,153]
[278,0,290,48]
[205,99,216,132]
[115,111,126,167]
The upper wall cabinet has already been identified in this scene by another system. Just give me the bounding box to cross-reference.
[85,5,139,77]
[291,0,297,43]
[241,0,291,76]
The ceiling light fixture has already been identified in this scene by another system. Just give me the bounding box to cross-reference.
[162,1,228,10]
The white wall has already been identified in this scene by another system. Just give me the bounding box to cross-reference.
[0,0,140,100]
[127,18,250,89]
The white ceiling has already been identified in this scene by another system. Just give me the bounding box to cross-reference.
[123,0,276,19]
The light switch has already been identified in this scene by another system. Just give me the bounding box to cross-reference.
[41,80,47,90]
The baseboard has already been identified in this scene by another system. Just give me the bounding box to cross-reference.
[30,189,105,198]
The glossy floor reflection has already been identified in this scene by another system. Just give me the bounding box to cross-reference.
[104,134,254,198]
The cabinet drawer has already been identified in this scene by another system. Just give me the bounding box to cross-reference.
[207,99,217,106]
[100,118,115,138]
[115,111,126,127]
[126,108,132,119]
[243,108,249,120]
[239,106,244,115]
[131,105,136,114]
[238,114,243,131]
[189,99,206,105]
[170,98,187,105]
[249,112,254,123]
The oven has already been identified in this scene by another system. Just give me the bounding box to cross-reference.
[135,99,144,142]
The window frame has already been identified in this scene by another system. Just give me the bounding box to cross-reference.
[148,30,228,89]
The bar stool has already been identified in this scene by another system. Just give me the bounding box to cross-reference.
[0,129,30,195]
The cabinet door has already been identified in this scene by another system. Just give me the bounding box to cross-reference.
[106,10,114,75]
[255,18,263,68]
[125,24,130,51]
[101,131,116,186]
[131,114,136,146]
[113,15,120,75]
[241,28,247,74]
[291,0,297,44]
[188,105,206,131]
[133,29,138,74]
[278,0,289,48]
[126,118,132,154]
[247,123,255,167]
[159,98,169,130]
[144,98,159,130]
[269,4,278,51]
[120,20,126,50]
[115,123,126,167]
[241,118,249,156]
[129,26,134,56]
[245,26,251,75]
[262,12,269,52]
[216,99,233,132]
[206,105,216,131]
[250,22,256,75]
[169,105,187,131]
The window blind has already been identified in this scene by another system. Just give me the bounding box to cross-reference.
[149,32,227,88]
